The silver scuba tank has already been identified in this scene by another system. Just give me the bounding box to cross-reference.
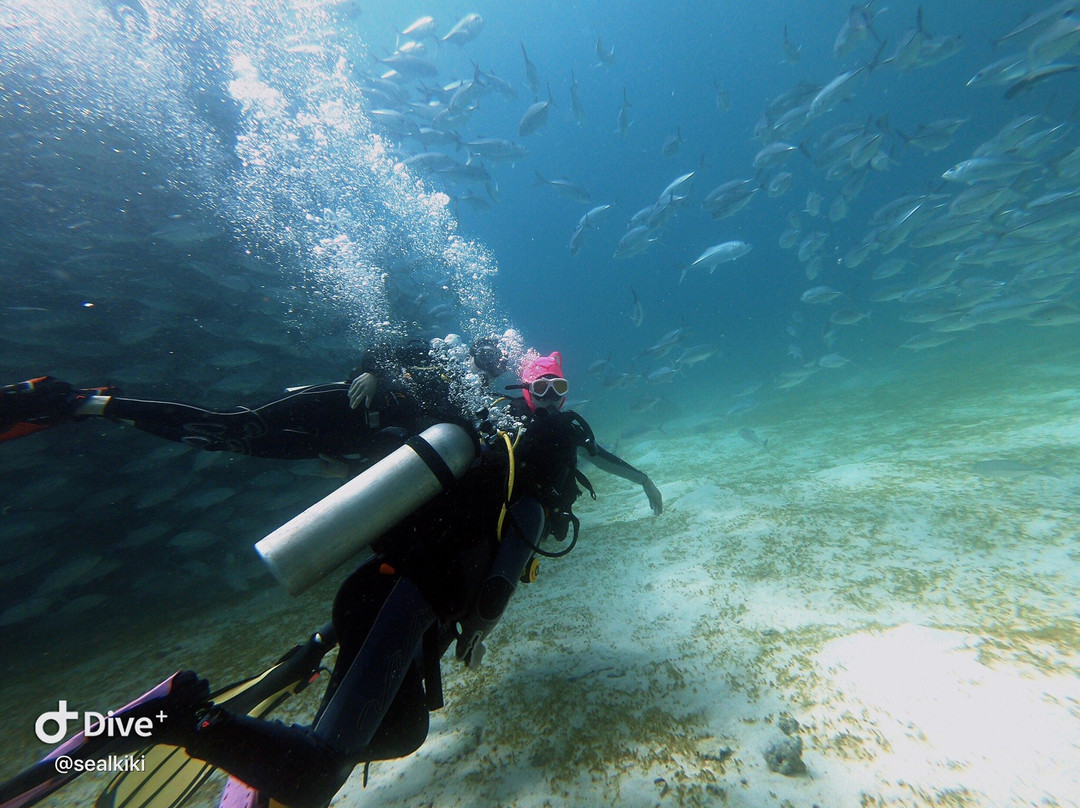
[255,422,477,595]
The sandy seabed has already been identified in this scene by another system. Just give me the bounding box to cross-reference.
[347,352,1080,808]
[6,345,1080,808]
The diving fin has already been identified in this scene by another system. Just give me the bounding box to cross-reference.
[216,777,287,808]
[0,421,55,443]
[96,622,336,808]
[0,378,117,443]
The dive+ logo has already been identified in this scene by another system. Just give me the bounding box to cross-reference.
[35,701,166,744]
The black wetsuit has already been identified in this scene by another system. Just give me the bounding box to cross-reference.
[179,402,656,808]
[103,382,423,461]
[97,347,464,469]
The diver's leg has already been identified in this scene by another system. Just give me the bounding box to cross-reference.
[103,384,362,458]
[103,397,271,454]
[312,576,437,755]
[184,711,348,808]
[183,576,436,807]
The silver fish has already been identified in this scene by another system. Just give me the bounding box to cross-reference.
[441,13,484,45]
[967,54,1030,88]
[738,427,769,451]
[941,157,1037,184]
[677,343,720,366]
[403,152,459,172]
[775,368,817,389]
[685,240,753,276]
[629,395,662,413]
[808,65,871,120]
[374,53,438,78]
[617,88,632,135]
[714,78,731,111]
[596,36,616,65]
[400,16,438,39]
[534,171,591,204]
[476,66,518,99]
[613,225,659,260]
[521,42,541,96]
[902,117,968,152]
[900,333,954,351]
[646,366,679,384]
[1028,15,1080,63]
[642,328,685,359]
[1004,62,1080,100]
[659,171,695,204]
[871,258,910,281]
[783,24,802,64]
[465,138,528,163]
[568,221,587,256]
[455,189,494,211]
[662,128,684,158]
[753,141,803,170]
[702,179,759,218]
[834,2,881,58]
[587,357,612,375]
[412,127,462,149]
[582,203,614,228]
[996,0,1080,46]
[830,308,869,325]
[817,353,851,368]
[828,196,849,222]
[767,170,794,198]
[727,398,759,416]
[435,158,491,184]
[801,286,844,304]
[1027,303,1080,326]
[518,85,554,137]
[570,69,586,125]
[630,287,644,327]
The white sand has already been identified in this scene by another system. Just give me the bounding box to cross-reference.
[330,373,1080,808]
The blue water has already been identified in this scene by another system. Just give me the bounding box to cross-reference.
[2,0,1079,802]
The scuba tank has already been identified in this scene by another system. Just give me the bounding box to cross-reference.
[256,422,478,595]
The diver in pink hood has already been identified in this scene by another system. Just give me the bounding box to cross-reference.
[503,351,663,542]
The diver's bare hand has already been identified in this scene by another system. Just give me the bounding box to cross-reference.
[348,373,378,410]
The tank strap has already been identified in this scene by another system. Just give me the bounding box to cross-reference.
[405,432,456,489]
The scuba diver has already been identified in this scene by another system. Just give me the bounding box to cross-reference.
[0,347,662,808]
[0,335,513,474]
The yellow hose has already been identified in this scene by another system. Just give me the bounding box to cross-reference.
[495,430,515,539]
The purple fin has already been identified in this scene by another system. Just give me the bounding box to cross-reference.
[218,777,267,808]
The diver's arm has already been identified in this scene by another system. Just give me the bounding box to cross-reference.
[578,444,663,515]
